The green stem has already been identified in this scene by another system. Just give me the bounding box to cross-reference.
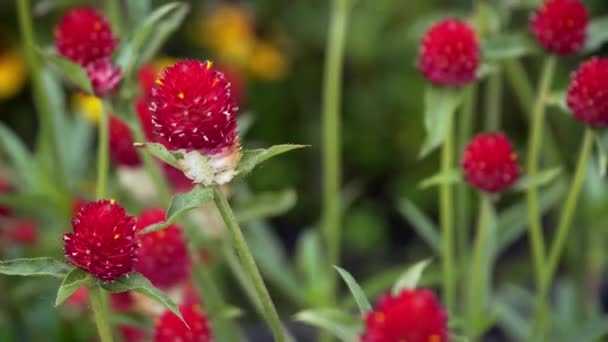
[105,0,123,36]
[88,284,113,342]
[213,187,286,342]
[504,59,534,113]
[525,56,556,288]
[466,194,493,340]
[96,101,110,199]
[484,68,502,131]
[536,129,594,329]
[440,119,456,313]
[321,0,350,305]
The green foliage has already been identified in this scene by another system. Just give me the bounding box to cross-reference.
[294,308,362,342]
[55,268,92,307]
[391,259,432,294]
[334,266,372,314]
[419,86,466,158]
[0,258,73,278]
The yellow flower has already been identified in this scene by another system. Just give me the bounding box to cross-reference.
[0,49,27,100]
[72,93,102,124]
[248,41,288,81]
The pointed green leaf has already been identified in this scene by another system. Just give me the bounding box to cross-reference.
[392,259,432,294]
[237,145,308,177]
[101,272,184,324]
[38,51,93,94]
[139,142,182,169]
[234,188,297,223]
[595,132,608,177]
[140,185,214,235]
[0,258,73,278]
[513,167,562,192]
[334,266,372,314]
[419,86,465,158]
[546,90,569,114]
[138,4,189,64]
[294,308,361,342]
[396,198,441,255]
[584,16,608,53]
[55,268,92,306]
[0,122,37,187]
[419,169,462,189]
[295,229,329,305]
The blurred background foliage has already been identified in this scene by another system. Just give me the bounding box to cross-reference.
[1,0,608,340]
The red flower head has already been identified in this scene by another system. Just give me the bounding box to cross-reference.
[163,164,195,193]
[567,57,608,127]
[150,60,239,153]
[135,208,191,289]
[461,133,521,193]
[135,98,157,141]
[139,64,158,98]
[418,19,480,86]
[64,200,138,282]
[154,303,212,342]
[110,116,141,167]
[7,219,37,245]
[361,288,448,342]
[54,8,117,66]
[531,0,589,56]
[120,325,146,342]
[85,58,123,96]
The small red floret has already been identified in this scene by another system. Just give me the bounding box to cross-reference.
[567,57,608,127]
[418,19,480,86]
[150,60,239,152]
[64,200,138,282]
[109,116,141,167]
[85,58,123,96]
[55,8,117,65]
[154,303,212,342]
[361,288,448,342]
[461,133,521,193]
[531,0,589,55]
[135,208,191,289]
[7,219,37,245]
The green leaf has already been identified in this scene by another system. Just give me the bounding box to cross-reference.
[138,4,189,64]
[55,268,92,307]
[482,33,536,60]
[0,258,73,278]
[101,272,184,324]
[0,122,37,187]
[294,308,361,342]
[140,186,214,235]
[513,167,562,191]
[209,306,244,321]
[396,198,441,255]
[140,142,182,169]
[295,229,329,306]
[116,2,189,77]
[419,86,465,158]
[584,16,608,53]
[234,188,297,223]
[237,145,308,177]
[419,169,462,189]
[392,259,432,294]
[334,266,372,314]
[595,132,608,177]
[38,51,93,94]
[546,90,570,114]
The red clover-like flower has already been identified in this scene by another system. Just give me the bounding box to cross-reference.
[461,133,521,193]
[154,303,212,342]
[531,0,589,55]
[361,288,448,342]
[567,57,608,127]
[417,18,480,86]
[85,58,123,96]
[135,208,191,289]
[7,219,38,245]
[109,116,141,167]
[64,200,138,282]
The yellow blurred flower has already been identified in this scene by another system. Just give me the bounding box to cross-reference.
[248,41,288,81]
[0,49,27,100]
[72,93,102,124]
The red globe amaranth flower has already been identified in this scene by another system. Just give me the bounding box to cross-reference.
[567,57,608,127]
[120,325,146,342]
[135,98,157,141]
[150,60,238,152]
[135,208,191,289]
[154,303,212,342]
[85,58,123,96]
[64,200,138,282]
[461,133,521,193]
[531,0,589,55]
[7,219,37,245]
[418,19,480,86]
[110,116,141,167]
[163,164,195,193]
[361,288,448,342]
[139,65,158,98]
[55,8,117,65]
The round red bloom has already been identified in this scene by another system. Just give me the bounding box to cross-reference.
[55,8,117,66]
[150,60,239,152]
[154,303,212,342]
[418,19,480,86]
[135,208,191,289]
[139,65,158,98]
[361,288,448,342]
[461,133,521,193]
[110,116,141,167]
[7,219,37,245]
[567,57,608,127]
[64,200,138,282]
[531,0,589,55]
[85,58,123,96]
